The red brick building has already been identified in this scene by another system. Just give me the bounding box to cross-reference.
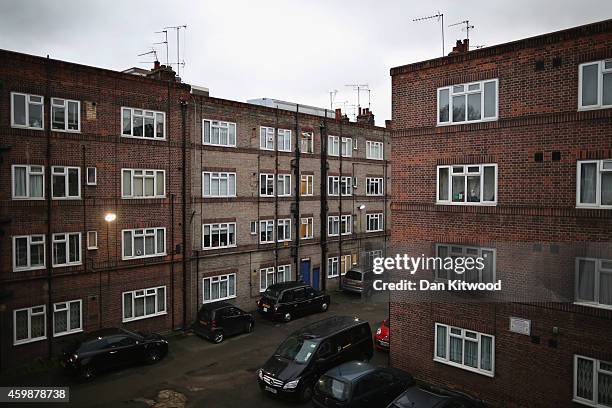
[0,50,390,370]
[390,20,612,408]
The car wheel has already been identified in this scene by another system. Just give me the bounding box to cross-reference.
[245,321,254,333]
[213,331,224,344]
[300,383,313,402]
[283,313,292,322]
[146,347,162,364]
[80,365,96,381]
[321,302,328,312]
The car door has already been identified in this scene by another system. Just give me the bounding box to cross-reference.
[104,335,137,370]
[280,289,295,316]
[375,370,402,406]
[223,307,243,336]
[304,287,319,313]
[350,372,386,408]
[293,287,307,316]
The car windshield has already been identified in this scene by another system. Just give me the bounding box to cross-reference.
[345,270,362,280]
[263,287,282,300]
[275,335,318,364]
[316,375,350,401]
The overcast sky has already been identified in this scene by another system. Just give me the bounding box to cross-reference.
[1,1,611,125]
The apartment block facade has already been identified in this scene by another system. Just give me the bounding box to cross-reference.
[389,20,612,408]
[0,50,390,370]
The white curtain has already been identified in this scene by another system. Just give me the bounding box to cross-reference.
[580,163,597,204]
[480,336,493,371]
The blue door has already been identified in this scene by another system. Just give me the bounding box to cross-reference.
[301,259,311,285]
[312,267,320,290]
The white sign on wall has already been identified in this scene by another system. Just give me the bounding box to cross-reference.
[509,317,531,336]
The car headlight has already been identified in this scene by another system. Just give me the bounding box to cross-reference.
[376,328,382,336]
[283,378,300,390]
[258,369,263,380]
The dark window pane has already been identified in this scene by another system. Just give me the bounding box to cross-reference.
[582,64,599,106]
[29,103,43,128]
[452,95,466,122]
[68,169,79,197]
[122,109,131,135]
[484,81,497,118]
[439,168,449,200]
[467,93,481,121]
[439,89,449,122]
[53,173,66,197]
[13,94,26,125]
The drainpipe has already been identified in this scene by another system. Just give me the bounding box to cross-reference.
[338,120,343,289]
[44,56,53,360]
[293,106,300,280]
[320,112,328,291]
[274,108,279,269]
[180,100,188,329]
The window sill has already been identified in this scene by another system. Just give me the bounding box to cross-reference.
[578,105,612,112]
[121,196,167,200]
[203,195,237,199]
[203,295,236,304]
[202,245,237,251]
[122,311,167,323]
[53,329,83,338]
[87,246,98,250]
[12,197,45,201]
[14,336,47,346]
[433,357,494,377]
[572,397,605,408]
[202,143,237,148]
[122,253,167,261]
[11,125,44,131]
[436,117,498,127]
[366,230,384,233]
[436,202,497,206]
[574,301,612,311]
[52,262,83,268]
[576,205,612,210]
[52,129,81,134]
[13,266,46,272]
[52,197,82,201]
[121,134,167,141]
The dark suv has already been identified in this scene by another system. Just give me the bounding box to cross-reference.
[386,385,485,408]
[257,281,330,322]
[193,301,254,343]
[257,315,373,402]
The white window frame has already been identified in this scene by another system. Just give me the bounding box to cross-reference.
[341,214,352,235]
[437,79,499,125]
[435,244,496,283]
[575,257,612,310]
[121,107,166,140]
[366,177,384,196]
[52,232,82,267]
[87,231,98,250]
[12,235,46,272]
[341,137,353,157]
[250,221,257,235]
[13,305,46,345]
[202,171,236,197]
[259,220,275,244]
[277,129,292,152]
[578,60,612,111]
[340,176,353,196]
[51,98,81,132]
[366,140,384,160]
[327,257,339,278]
[122,228,166,260]
[202,273,236,303]
[300,217,314,240]
[576,159,612,209]
[202,119,237,147]
[437,164,497,206]
[12,165,45,200]
[11,92,44,130]
[202,222,237,250]
[260,265,291,292]
[300,174,313,196]
[328,216,340,237]
[51,166,81,200]
[121,169,166,199]
[434,323,495,377]
[573,355,612,407]
[260,126,275,150]
[276,174,292,197]
[328,135,340,156]
[340,254,353,275]
[259,173,275,197]
[53,299,83,337]
[366,213,383,232]
[86,167,97,186]
[328,176,340,196]
[122,286,167,322]
[276,219,292,242]
[300,132,314,154]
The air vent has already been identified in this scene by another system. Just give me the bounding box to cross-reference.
[534,152,544,162]
[535,60,545,71]
[552,151,561,161]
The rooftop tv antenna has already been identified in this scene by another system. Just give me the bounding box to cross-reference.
[449,20,474,41]
[137,48,159,64]
[413,11,445,56]
[154,29,169,66]
[344,84,369,111]
[164,24,187,77]
[329,89,338,110]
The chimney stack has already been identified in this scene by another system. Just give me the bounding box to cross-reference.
[448,38,470,55]
[146,62,178,82]
[356,107,375,126]
[335,108,342,120]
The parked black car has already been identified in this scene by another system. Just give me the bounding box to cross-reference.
[312,361,414,408]
[257,281,330,322]
[61,328,168,380]
[193,301,254,343]
[341,269,375,295]
[386,385,485,408]
[257,315,373,402]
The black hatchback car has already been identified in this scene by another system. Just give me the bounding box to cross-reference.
[61,328,168,380]
[257,281,330,322]
[385,385,485,408]
[313,361,414,408]
[193,301,254,343]
[257,316,373,402]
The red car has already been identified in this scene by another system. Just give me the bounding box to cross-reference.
[374,317,390,350]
